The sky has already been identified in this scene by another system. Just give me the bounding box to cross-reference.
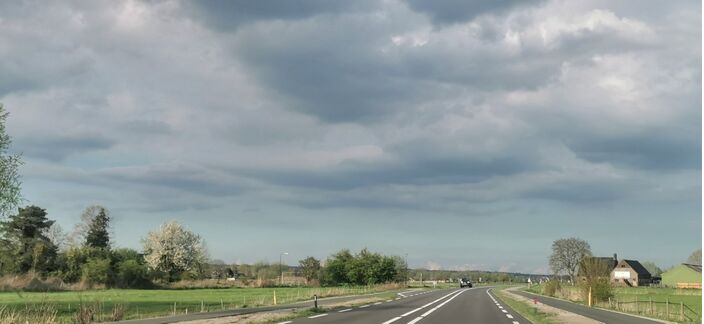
[0,0,700,274]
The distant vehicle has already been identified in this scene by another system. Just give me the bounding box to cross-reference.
[459,278,472,288]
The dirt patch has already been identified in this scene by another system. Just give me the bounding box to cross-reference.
[176,309,297,324]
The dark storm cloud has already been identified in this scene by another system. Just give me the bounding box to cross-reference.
[16,135,115,161]
[403,0,544,25]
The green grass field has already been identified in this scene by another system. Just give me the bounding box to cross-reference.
[0,286,387,323]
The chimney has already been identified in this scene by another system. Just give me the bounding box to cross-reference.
[613,253,617,262]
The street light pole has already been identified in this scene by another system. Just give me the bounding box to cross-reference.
[405,253,409,287]
[280,252,288,285]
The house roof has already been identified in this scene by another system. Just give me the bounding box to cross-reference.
[683,263,702,273]
[622,260,651,276]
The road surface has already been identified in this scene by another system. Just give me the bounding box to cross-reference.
[283,287,528,324]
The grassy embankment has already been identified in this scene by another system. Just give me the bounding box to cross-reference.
[526,284,702,323]
[0,286,396,323]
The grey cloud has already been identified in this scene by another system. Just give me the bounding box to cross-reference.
[16,135,115,161]
[403,0,544,25]
[187,0,376,31]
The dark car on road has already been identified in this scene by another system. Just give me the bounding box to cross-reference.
[459,278,472,288]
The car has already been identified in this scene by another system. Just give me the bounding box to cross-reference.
[459,278,472,288]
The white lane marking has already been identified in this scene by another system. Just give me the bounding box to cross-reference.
[381,316,402,324]
[395,297,401,300]
[502,309,508,313]
[338,308,352,313]
[419,290,466,317]
[400,289,464,317]
[308,314,328,319]
[407,317,423,324]
[506,314,514,319]
[498,306,503,309]
[276,322,293,324]
[359,305,370,308]
[374,302,382,305]
[513,322,520,324]
[386,300,393,302]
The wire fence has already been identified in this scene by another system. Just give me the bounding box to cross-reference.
[596,297,701,323]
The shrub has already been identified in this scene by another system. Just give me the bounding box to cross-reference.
[115,260,150,288]
[543,279,561,297]
[81,258,110,286]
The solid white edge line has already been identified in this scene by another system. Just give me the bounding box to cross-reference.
[381,316,402,324]
[276,321,293,324]
[400,289,463,317]
[308,313,328,319]
[502,309,508,313]
[407,317,423,324]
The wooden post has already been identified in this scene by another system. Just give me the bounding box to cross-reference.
[173,302,176,315]
[588,286,592,307]
[666,298,669,321]
[221,299,224,310]
[274,290,277,305]
[608,297,611,308]
[649,297,652,315]
[201,300,204,312]
[680,301,684,321]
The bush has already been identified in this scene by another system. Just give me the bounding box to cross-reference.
[115,260,150,288]
[580,277,613,302]
[81,258,110,286]
[543,279,561,297]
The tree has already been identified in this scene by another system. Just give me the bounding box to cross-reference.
[142,221,208,281]
[641,261,663,276]
[549,237,592,284]
[44,223,68,252]
[85,207,110,249]
[687,249,701,265]
[71,205,110,248]
[323,249,353,285]
[0,105,22,219]
[0,206,57,273]
[299,256,321,284]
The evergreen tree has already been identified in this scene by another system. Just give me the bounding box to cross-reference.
[85,207,110,249]
[0,206,57,273]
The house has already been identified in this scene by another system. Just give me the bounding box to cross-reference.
[611,259,651,287]
[579,253,618,278]
[661,264,702,289]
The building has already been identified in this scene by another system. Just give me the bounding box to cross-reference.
[611,259,652,287]
[579,253,618,278]
[661,264,702,289]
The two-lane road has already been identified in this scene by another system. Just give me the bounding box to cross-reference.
[286,287,528,324]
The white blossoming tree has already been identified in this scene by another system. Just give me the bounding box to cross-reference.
[142,221,208,281]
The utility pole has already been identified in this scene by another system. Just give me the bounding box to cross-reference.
[279,252,288,285]
[405,254,409,287]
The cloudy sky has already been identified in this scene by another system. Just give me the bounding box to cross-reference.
[0,0,700,273]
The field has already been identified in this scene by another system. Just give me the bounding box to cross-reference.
[526,284,702,323]
[0,286,386,323]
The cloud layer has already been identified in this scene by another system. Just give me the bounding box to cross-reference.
[0,0,700,272]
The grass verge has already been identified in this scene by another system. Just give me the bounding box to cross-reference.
[494,287,558,324]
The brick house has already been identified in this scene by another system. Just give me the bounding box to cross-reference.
[611,259,652,287]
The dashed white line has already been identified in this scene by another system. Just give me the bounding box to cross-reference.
[506,314,514,319]
[400,290,463,317]
[359,305,370,308]
[374,302,382,305]
[513,322,520,324]
[308,314,328,319]
[338,308,352,313]
[276,321,292,324]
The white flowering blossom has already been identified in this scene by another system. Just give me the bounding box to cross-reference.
[142,221,208,276]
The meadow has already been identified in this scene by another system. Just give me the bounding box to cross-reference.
[0,286,387,323]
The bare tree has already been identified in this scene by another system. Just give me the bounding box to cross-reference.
[549,237,592,284]
[44,223,69,252]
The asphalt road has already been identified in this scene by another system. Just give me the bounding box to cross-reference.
[512,290,663,324]
[285,287,528,324]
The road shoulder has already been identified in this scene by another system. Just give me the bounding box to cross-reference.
[498,287,599,324]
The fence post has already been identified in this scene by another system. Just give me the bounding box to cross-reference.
[201,300,204,312]
[274,290,277,305]
[680,301,684,321]
[649,297,652,315]
[173,302,176,315]
[221,299,224,310]
[666,298,669,321]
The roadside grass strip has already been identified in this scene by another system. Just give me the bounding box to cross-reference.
[487,289,522,323]
[493,287,557,324]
